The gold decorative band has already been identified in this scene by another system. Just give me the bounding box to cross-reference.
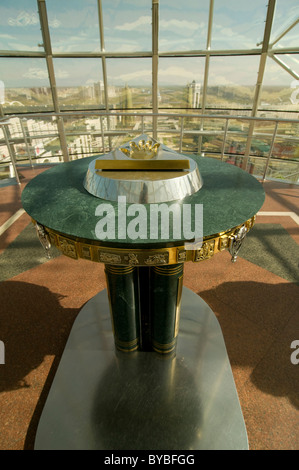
[105,265,135,275]
[115,337,139,352]
[152,339,177,354]
[34,215,256,267]
[153,265,184,276]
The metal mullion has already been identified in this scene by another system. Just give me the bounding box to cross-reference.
[1,124,20,184]
[221,119,229,161]
[0,51,46,58]
[262,121,278,182]
[198,0,214,155]
[0,104,5,120]
[179,117,184,153]
[242,0,276,171]
[52,51,153,59]
[37,0,69,162]
[252,0,276,116]
[152,0,159,140]
[201,0,214,114]
[269,53,299,80]
[19,119,33,167]
[267,47,299,54]
[1,49,274,59]
[1,111,299,125]
[97,0,111,151]
[270,18,299,48]
[100,116,105,153]
[37,1,57,112]
[2,111,299,126]
[158,48,262,57]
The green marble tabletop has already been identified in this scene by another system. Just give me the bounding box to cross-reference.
[21,155,265,247]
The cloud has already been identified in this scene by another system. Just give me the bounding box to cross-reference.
[159,19,200,32]
[110,68,152,85]
[23,68,48,80]
[8,11,39,27]
[104,37,142,53]
[49,18,61,29]
[159,37,202,51]
[158,66,201,85]
[22,68,69,81]
[212,23,261,49]
[116,16,200,34]
[0,33,16,40]
[115,16,151,31]
[6,43,42,52]
[55,70,70,79]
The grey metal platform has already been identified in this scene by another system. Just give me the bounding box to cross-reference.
[34,287,248,450]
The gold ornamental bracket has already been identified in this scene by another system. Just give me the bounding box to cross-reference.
[35,216,256,267]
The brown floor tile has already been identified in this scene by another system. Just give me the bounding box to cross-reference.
[261,181,299,214]
[0,172,298,450]
[0,256,106,450]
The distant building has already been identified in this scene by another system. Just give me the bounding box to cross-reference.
[120,85,133,126]
[94,80,104,104]
[82,80,104,104]
[187,80,201,108]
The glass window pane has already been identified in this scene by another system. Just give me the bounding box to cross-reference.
[275,54,299,78]
[258,57,299,115]
[8,117,60,164]
[0,0,43,51]
[211,0,267,50]
[24,117,58,138]
[53,58,104,110]
[271,0,299,48]
[1,58,53,113]
[47,0,101,53]
[106,58,152,109]
[159,0,209,52]
[64,117,107,156]
[66,134,96,159]
[206,56,259,110]
[265,123,299,183]
[102,0,151,52]
[158,57,205,109]
[0,144,11,181]
[273,24,299,49]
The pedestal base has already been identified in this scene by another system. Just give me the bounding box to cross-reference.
[34,288,248,450]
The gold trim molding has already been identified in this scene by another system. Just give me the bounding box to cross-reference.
[33,216,256,267]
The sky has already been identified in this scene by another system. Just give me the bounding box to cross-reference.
[0,0,298,90]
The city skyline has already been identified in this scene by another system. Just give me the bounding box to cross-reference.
[0,0,298,91]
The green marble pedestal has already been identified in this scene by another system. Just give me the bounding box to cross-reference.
[22,143,265,451]
[34,287,248,450]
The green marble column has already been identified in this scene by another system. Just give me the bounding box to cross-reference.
[105,265,140,352]
[136,267,152,352]
[105,264,184,355]
[150,264,184,354]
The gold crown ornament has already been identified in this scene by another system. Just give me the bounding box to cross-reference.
[120,140,160,160]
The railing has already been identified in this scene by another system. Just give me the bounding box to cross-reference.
[0,111,299,185]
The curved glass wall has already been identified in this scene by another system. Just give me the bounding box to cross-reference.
[0,0,298,184]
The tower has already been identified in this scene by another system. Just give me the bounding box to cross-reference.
[191,80,200,108]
